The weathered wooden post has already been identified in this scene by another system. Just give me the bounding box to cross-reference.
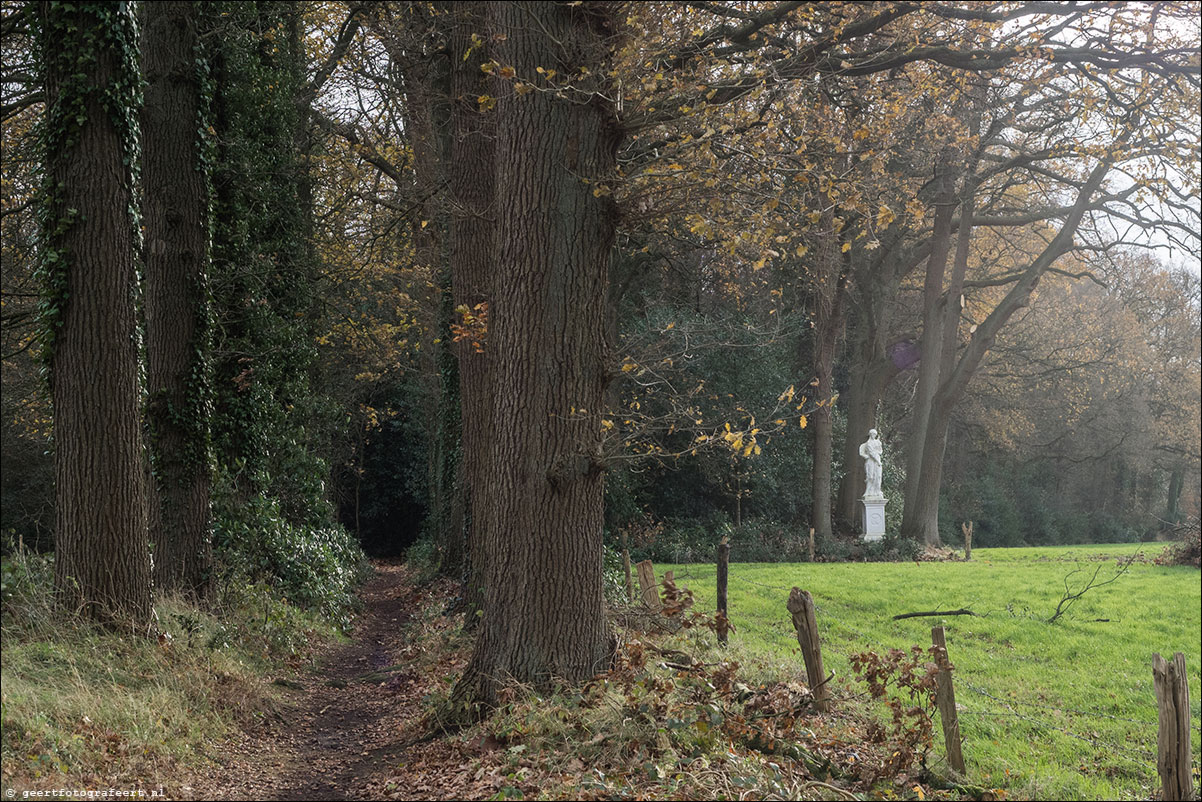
[716,535,729,645]
[808,527,816,562]
[621,528,633,603]
[787,587,829,712]
[931,626,966,775]
[636,559,660,611]
[1153,652,1193,801]
[961,521,973,561]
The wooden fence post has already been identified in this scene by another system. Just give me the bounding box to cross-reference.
[636,559,660,611]
[931,626,966,775]
[961,521,973,561]
[787,588,830,712]
[621,529,633,603]
[1153,652,1194,801]
[808,527,816,562]
[717,536,729,645]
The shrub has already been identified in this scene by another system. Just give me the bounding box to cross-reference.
[404,535,440,582]
[861,534,921,563]
[1156,517,1201,568]
[602,544,630,606]
[0,539,55,629]
[848,645,941,780]
[212,491,367,629]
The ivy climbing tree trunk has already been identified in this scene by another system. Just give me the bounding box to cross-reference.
[451,0,620,716]
[209,1,329,528]
[38,0,151,623]
[142,0,213,600]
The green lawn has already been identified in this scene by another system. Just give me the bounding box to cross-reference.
[663,543,1201,800]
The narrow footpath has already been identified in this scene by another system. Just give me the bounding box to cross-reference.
[182,563,490,801]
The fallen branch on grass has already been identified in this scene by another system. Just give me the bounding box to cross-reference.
[1047,554,1136,624]
[891,608,980,620]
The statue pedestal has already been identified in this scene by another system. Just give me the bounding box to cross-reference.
[861,496,886,542]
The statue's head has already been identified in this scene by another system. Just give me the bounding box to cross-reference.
[868,428,878,438]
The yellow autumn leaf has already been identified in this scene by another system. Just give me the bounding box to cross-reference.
[841,242,851,253]
[799,415,808,429]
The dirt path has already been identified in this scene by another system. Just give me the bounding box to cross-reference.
[182,563,485,801]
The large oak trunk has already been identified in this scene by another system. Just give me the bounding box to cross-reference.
[453,0,619,713]
[41,1,151,623]
[449,1,496,623]
[143,0,213,600]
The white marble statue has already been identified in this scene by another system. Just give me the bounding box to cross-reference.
[859,428,884,499]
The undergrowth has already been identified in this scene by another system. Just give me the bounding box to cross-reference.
[1156,517,1201,568]
[0,543,349,794]
[420,579,998,801]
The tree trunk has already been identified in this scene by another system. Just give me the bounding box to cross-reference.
[907,182,976,545]
[734,474,742,528]
[837,354,894,525]
[835,238,927,526]
[40,1,151,624]
[809,210,848,540]
[1165,466,1184,525]
[903,144,1117,545]
[900,159,958,544]
[449,0,495,625]
[143,0,213,601]
[452,0,619,714]
[368,2,462,567]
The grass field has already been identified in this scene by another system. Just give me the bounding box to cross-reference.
[663,543,1201,800]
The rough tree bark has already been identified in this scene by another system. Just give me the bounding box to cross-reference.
[451,0,620,715]
[449,1,495,623]
[143,0,213,600]
[40,0,151,623]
